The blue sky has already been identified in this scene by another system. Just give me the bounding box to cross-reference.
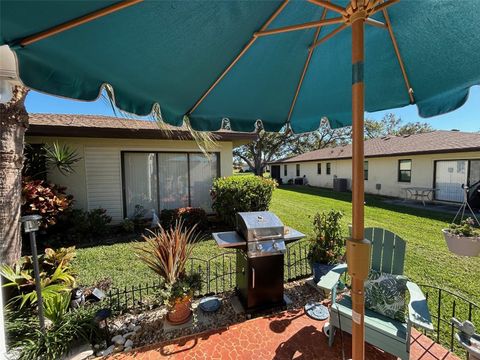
[26,86,479,132]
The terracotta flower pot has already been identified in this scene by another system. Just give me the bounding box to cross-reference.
[442,229,480,257]
[166,295,192,325]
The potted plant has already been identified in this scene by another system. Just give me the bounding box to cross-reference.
[308,210,345,283]
[136,220,202,324]
[442,217,480,257]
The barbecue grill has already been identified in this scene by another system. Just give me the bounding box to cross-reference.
[213,211,304,312]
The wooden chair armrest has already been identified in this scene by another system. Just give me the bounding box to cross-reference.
[317,263,348,291]
[406,281,434,331]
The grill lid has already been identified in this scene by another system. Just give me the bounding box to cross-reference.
[236,211,284,242]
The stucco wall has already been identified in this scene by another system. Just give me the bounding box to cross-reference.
[276,151,480,199]
[26,136,233,222]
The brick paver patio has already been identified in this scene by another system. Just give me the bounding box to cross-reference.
[110,308,459,360]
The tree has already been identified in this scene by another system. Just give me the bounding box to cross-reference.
[234,120,351,175]
[364,113,433,139]
[233,130,293,176]
[285,120,351,156]
[0,85,29,265]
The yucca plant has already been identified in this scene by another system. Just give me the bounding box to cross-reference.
[135,220,202,285]
[44,142,81,176]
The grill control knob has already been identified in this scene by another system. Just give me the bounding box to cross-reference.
[256,243,263,251]
[273,242,279,250]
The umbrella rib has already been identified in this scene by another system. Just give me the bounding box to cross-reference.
[254,17,343,37]
[309,23,349,51]
[286,8,328,125]
[187,0,289,115]
[18,0,143,47]
[307,0,347,16]
[369,0,400,16]
[382,7,415,103]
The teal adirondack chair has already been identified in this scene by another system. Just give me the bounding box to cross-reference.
[318,228,434,360]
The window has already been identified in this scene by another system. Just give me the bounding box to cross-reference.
[284,164,287,176]
[398,159,412,182]
[122,152,219,217]
[317,163,321,175]
[364,161,369,180]
[296,164,300,177]
[326,163,331,175]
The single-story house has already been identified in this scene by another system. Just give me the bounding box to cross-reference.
[270,130,480,204]
[26,114,256,222]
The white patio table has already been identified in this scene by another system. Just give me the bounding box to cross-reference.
[403,187,437,206]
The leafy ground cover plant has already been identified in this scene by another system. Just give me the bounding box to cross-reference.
[5,305,100,360]
[1,247,76,309]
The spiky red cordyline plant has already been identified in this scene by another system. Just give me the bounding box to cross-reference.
[135,220,202,285]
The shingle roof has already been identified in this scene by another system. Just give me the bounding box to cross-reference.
[29,113,168,130]
[272,131,480,163]
[26,113,256,141]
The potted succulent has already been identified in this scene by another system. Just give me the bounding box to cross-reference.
[136,220,202,324]
[308,210,345,283]
[442,217,480,257]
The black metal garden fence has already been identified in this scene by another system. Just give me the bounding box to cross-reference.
[106,240,311,312]
[419,284,479,358]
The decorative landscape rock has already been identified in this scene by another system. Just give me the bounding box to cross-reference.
[106,279,323,351]
[111,334,125,346]
[102,345,115,356]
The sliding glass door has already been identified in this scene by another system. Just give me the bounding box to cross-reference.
[189,154,218,209]
[123,152,158,218]
[435,160,468,202]
[122,152,219,217]
[157,153,189,209]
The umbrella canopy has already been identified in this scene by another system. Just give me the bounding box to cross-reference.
[1,0,479,133]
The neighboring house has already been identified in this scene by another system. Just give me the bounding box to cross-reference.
[270,131,480,204]
[26,114,256,222]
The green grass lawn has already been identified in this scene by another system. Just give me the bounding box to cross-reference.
[72,186,480,304]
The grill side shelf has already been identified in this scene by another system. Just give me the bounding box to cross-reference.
[284,227,306,243]
[213,231,246,249]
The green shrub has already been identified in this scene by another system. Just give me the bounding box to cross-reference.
[50,208,112,244]
[120,218,135,233]
[160,207,207,231]
[211,176,277,226]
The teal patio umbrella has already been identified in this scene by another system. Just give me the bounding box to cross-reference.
[1,1,480,358]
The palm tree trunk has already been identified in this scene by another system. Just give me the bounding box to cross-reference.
[0,85,29,265]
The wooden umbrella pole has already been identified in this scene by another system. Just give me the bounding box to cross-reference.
[349,6,371,360]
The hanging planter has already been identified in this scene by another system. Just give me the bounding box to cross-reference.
[442,218,480,257]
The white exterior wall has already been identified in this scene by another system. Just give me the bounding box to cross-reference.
[26,136,233,223]
[277,151,480,198]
